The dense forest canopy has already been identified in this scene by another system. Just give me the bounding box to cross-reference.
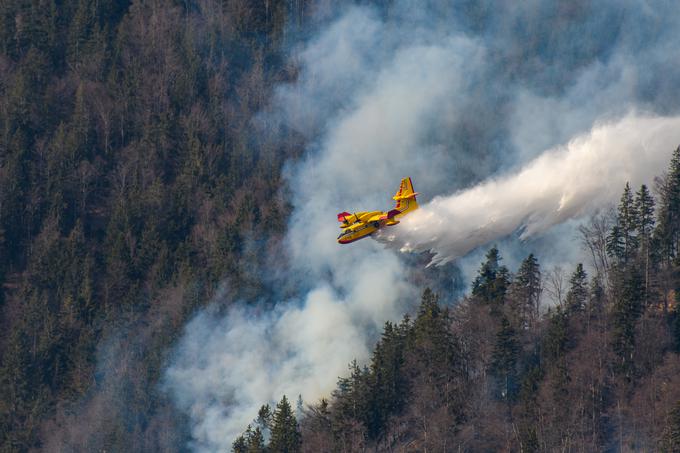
[0,0,309,449]
[1,0,680,452]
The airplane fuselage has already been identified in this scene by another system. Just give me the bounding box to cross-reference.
[336,177,418,245]
[337,211,382,244]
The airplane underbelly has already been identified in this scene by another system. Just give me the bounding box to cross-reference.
[337,224,378,244]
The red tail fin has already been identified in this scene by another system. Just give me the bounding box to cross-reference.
[337,212,351,222]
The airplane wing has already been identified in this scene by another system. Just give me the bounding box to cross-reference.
[337,211,372,227]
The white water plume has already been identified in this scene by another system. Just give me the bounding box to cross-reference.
[379,113,680,265]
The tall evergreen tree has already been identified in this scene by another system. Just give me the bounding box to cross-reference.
[472,246,510,309]
[606,224,625,263]
[543,306,570,362]
[656,146,680,262]
[610,266,644,379]
[565,264,588,313]
[411,289,466,421]
[256,404,273,441]
[366,320,409,439]
[233,433,248,453]
[490,316,520,400]
[247,427,266,453]
[635,184,656,307]
[269,395,301,453]
[635,184,656,242]
[608,183,638,265]
[509,253,542,329]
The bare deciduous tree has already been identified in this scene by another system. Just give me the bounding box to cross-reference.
[544,265,566,306]
[578,208,614,294]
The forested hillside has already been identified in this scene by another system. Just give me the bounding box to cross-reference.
[0,0,310,450]
[235,153,680,452]
[3,0,680,452]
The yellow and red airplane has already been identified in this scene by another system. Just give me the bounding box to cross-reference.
[337,177,419,244]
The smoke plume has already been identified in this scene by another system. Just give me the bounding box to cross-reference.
[164,1,680,451]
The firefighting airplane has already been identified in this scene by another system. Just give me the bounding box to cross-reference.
[337,177,419,244]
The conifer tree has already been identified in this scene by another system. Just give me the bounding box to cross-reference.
[269,395,301,453]
[635,184,656,243]
[611,266,644,379]
[256,404,272,442]
[635,184,656,303]
[608,183,639,265]
[247,427,266,453]
[565,264,588,313]
[606,224,625,263]
[366,320,408,438]
[510,253,542,328]
[490,316,520,400]
[656,146,680,262]
[543,306,570,362]
[411,289,465,420]
[472,246,510,308]
[233,433,248,453]
[588,277,606,315]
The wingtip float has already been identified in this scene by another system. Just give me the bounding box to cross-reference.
[337,177,419,244]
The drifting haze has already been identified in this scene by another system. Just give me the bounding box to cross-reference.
[165,1,680,451]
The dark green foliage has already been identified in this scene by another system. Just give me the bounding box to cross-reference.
[636,184,656,242]
[588,276,606,315]
[269,395,301,453]
[509,253,542,328]
[656,147,680,262]
[490,316,520,399]
[515,365,542,452]
[472,246,510,308]
[257,404,273,434]
[543,306,570,362]
[247,427,267,453]
[565,263,588,313]
[233,434,248,453]
[611,265,644,379]
[365,320,409,438]
[233,425,267,453]
[607,182,640,266]
[636,184,656,307]
[410,289,466,421]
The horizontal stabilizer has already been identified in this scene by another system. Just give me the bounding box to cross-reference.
[386,209,401,218]
[393,192,419,201]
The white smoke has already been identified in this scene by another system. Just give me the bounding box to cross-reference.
[163,2,680,451]
[379,113,680,265]
[165,285,376,451]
